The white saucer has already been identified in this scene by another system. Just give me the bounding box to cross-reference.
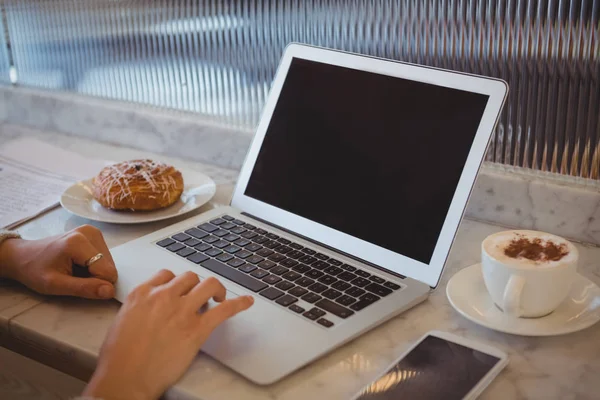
[446,263,600,336]
[60,168,216,224]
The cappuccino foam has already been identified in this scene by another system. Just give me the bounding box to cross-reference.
[483,230,578,268]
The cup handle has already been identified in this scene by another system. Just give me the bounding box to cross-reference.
[502,275,526,317]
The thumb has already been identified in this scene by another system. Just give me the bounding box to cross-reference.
[48,274,115,300]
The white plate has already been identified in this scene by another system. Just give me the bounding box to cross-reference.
[60,169,216,224]
[446,263,600,336]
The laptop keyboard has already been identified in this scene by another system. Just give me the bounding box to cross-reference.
[156,215,403,329]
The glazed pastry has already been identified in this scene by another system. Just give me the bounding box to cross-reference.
[92,160,184,211]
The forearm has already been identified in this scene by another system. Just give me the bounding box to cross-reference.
[0,230,23,280]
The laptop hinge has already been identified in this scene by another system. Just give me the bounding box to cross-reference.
[241,212,407,280]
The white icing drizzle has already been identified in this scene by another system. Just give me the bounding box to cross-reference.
[94,159,181,208]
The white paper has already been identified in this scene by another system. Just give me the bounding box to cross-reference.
[0,138,109,229]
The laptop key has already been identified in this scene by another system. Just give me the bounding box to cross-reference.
[302,248,317,255]
[289,242,303,250]
[280,259,299,268]
[275,281,294,291]
[364,283,393,297]
[311,261,329,270]
[194,243,212,252]
[327,258,343,266]
[224,234,239,242]
[282,271,302,281]
[289,287,308,297]
[345,287,366,297]
[256,248,274,257]
[176,248,196,258]
[236,250,253,259]
[355,270,371,278]
[187,252,209,264]
[205,248,223,257]
[250,269,269,279]
[263,275,282,285]
[338,271,357,281]
[298,255,318,264]
[332,281,351,291]
[292,264,311,273]
[185,228,209,239]
[289,304,305,313]
[258,260,276,270]
[308,283,327,293]
[384,282,401,290]
[172,233,192,242]
[210,218,226,225]
[317,318,334,328]
[213,240,230,249]
[221,222,237,230]
[268,253,286,262]
[228,259,246,268]
[246,255,264,264]
[296,277,315,287]
[203,235,219,244]
[224,245,241,254]
[157,238,175,247]
[231,227,247,235]
[310,308,326,318]
[254,228,267,235]
[351,277,370,287]
[306,270,324,279]
[166,243,185,252]
[275,294,298,306]
[221,215,235,221]
[318,275,337,285]
[198,223,218,233]
[315,299,355,319]
[286,250,304,259]
[238,264,257,273]
[232,219,246,225]
[350,294,380,311]
[369,276,386,284]
[253,236,269,244]
[234,238,251,247]
[216,253,234,263]
[243,224,256,230]
[245,243,262,252]
[314,253,329,261]
[260,287,284,300]
[301,293,322,304]
[200,259,267,292]
[322,288,342,299]
[266,233,279,239]
[213,230,229,238]
[185,239,202,247]
[277,238,291,245]
[264,240,281,249]
[336,295,356,306]
[341,264,357,272]
[302,311,319,320]
[270,266,289,275]
[324,266,343,275]
[274,245,292,254]
[242,231,258,239]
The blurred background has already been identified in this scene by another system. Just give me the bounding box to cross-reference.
[0,0,598,179]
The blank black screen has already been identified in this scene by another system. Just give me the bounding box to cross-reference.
[355,335,500,399]
[245,58,489,264]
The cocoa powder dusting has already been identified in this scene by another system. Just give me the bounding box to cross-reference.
[503,235,569,262]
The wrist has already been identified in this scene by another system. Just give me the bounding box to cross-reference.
[0,238,26,281]
[84,363,157,400]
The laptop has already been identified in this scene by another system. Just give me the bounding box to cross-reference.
[111,43,507,385]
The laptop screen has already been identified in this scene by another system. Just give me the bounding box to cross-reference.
[245,58,489,264]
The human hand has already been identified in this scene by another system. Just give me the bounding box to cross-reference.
[84,270,254,400]
[0,225,118,299]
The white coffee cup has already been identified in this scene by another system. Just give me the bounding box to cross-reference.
[481,230,578,318]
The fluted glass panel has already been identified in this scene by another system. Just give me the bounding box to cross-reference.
[0,7,12,84]
[4,0,599,178]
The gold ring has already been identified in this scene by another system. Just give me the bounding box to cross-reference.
[85,253,104,268]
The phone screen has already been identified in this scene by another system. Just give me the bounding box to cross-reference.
[355,335,501,400]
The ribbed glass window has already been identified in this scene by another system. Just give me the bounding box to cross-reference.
[1,1,599,178]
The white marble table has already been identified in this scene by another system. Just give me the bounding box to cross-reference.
[2,133,600,400]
